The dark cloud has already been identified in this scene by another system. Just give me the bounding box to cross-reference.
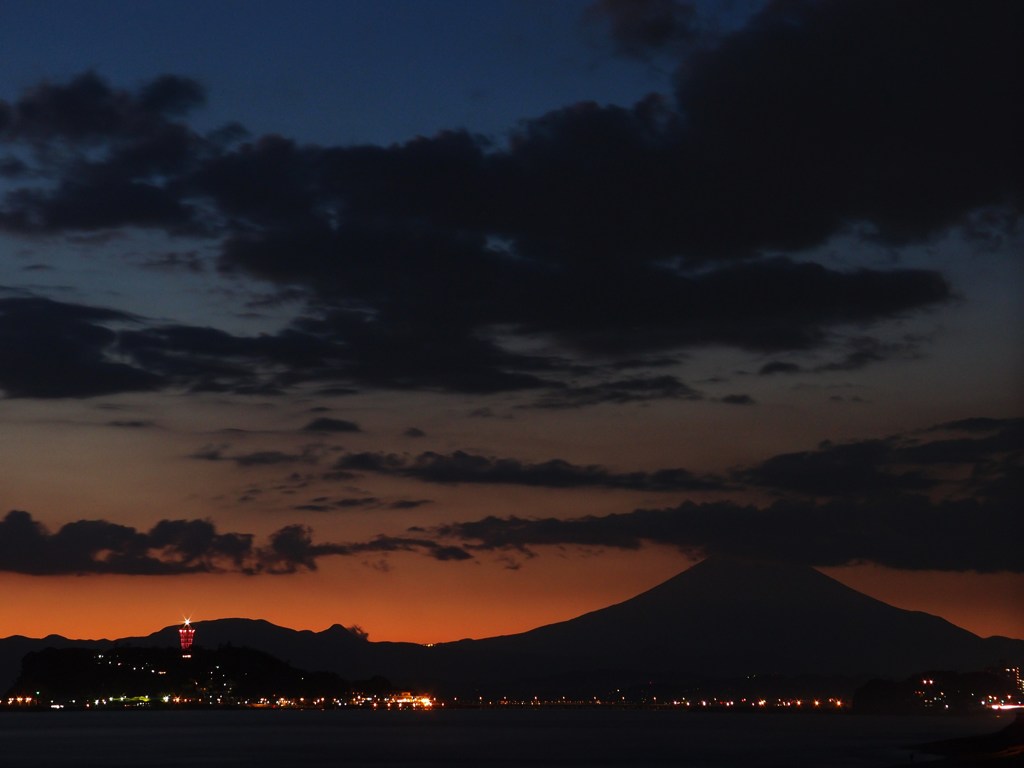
[243,246,951,366]
[675,0,1023,251]
[301,417,361,433]
[0,72,208,233]
[142,251,205,273]
[117,323,342,394]
[584,0,700,59]
[258,524,318,573]
[720,394,755,405]
[898,419,1023,483]
[106,419,157,428]
[387,499,433,510]
[294,496,433,512]
[0,510,250,575]
[290,309,557,394]
[231,450,320,468]
[397,416,1020,572]
[403,427,427,438]
[256,524,471,573]
[929,417,1020,435]
[4,415,1017,576]
[3,177,193,233]
[0,268,961,402]
[737,417,1023,499]
[333,450,725,491]
[829,394,868,405]
[294,497,379,512]
[814,336,919,373]
[0,297,160,398]
[431,493,1021,573]
[190,444,322,467]
[759,361,801,375]
[757,336,923,377]
[137,74,206,117]
[331,497,379,508]
[739,439,933,497]
[0,156,28,177]
[528,375,701,409]
[606,355,682,370]
[2,72,204,144]
[468,407,507,419]
[0,509,470,576]
[2,0,1016,399]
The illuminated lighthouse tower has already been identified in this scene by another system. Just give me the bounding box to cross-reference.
[178,619,195,659]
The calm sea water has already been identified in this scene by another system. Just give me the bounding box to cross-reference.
[0,709,1007,767]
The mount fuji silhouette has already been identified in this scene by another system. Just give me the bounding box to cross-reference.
[456,557,1020,682]
[4,558,1021,695]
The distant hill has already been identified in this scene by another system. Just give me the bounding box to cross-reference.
[6,644,379,704]
[119,619,374,672]
[4,558,1022,695]
[0,634,103,700]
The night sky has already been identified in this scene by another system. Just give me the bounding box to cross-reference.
[0,0,1021,644]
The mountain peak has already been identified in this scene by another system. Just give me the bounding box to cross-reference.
[679,554,839,582]
[627,555,866,611]
[479,555,994,679]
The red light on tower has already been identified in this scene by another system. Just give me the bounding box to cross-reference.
[179,619,195,659]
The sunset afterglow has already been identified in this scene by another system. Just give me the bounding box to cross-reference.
[0,0,1020,646]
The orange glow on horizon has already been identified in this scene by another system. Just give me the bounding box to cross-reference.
[1,555,1021,644]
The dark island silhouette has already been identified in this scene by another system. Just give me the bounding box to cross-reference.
[8,644,390,707]
[3,558,1022,699]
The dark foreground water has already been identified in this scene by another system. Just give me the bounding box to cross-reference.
[0,709,1008,767]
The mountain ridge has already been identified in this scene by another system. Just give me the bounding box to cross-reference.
[4,558,1021,695]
